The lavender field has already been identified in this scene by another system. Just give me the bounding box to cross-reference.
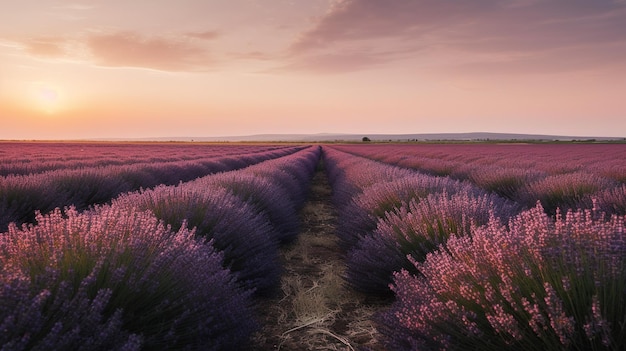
[1,142,625,350]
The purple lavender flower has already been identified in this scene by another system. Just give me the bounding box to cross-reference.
[112,184,282,296]
[346,190,518,297]
[520,172,618,214]
[467,166,547,200]
[337,174,475,251]
[0,144,305,232]
[377,204,626,350]
[1,206,256,350]
[197,172,300,244]
[587,184,626,215]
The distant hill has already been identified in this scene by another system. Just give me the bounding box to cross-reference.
[139,132,623,142]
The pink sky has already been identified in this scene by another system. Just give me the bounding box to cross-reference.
[1,0,625,139]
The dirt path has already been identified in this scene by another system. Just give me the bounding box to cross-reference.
[252,162,387,350]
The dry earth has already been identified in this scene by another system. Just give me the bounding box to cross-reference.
[251,162,388,351]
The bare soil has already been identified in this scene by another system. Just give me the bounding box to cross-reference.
[251,163,388,350]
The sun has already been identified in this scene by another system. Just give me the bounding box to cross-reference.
[31,84,64,115]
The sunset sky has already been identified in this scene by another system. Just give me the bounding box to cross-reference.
[1,0,625,140]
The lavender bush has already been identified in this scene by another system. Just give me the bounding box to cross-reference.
[197,173,300,244]
[322,147,413,207]
[467,166,546,201]
[337,175,476,251]
[596,163,626,183]
[378,204,626,350]
[0,145,303,232]
[322,149,364,206]
[245,146,321,210]
[346,190,518,297]
[586,185,626,215]
[519,172,617,214]
[0,142,299,176]
[111,184,281,296]
[0,206,256,350]
[0,269,141,351]
[248,168,303,205]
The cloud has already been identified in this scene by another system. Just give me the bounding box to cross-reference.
[286,0,626,73]
[9,30,220,72]
[449,42,626,76]
[53,3,95,11]
[274,43,421,74]
[86,31,213,71]
[289,0,482,53]
[185,30,221,41]
[230,51,275,61]
[277,51,388,74]
[23,37,68,57]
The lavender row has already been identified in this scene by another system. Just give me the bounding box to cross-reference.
[0,142,290,177]
[333,144,626,215]
[323,146,626,349]
[0,146,306,231]
[111,146,321,296]
[379,204,626,350]
[322,147,519,297]
[1,146,321,350]
[332,143,626,182]
[1,206,256,350]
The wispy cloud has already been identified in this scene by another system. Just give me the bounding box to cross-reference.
[277,51,388,74]
[86,31,213,71]
[23,37,67,57]
[53,3,95,11]
[7,30,219,72]
[285,0,626,73]
[230,51,275,61]
[184,30,220,41]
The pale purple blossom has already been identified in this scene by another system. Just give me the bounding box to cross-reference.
[378,204,626,350]
[1,206,256,350]
[0,143,306,231]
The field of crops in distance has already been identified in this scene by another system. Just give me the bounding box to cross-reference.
[2,141,625,350]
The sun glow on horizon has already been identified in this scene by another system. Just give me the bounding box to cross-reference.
[29,83,65,115]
